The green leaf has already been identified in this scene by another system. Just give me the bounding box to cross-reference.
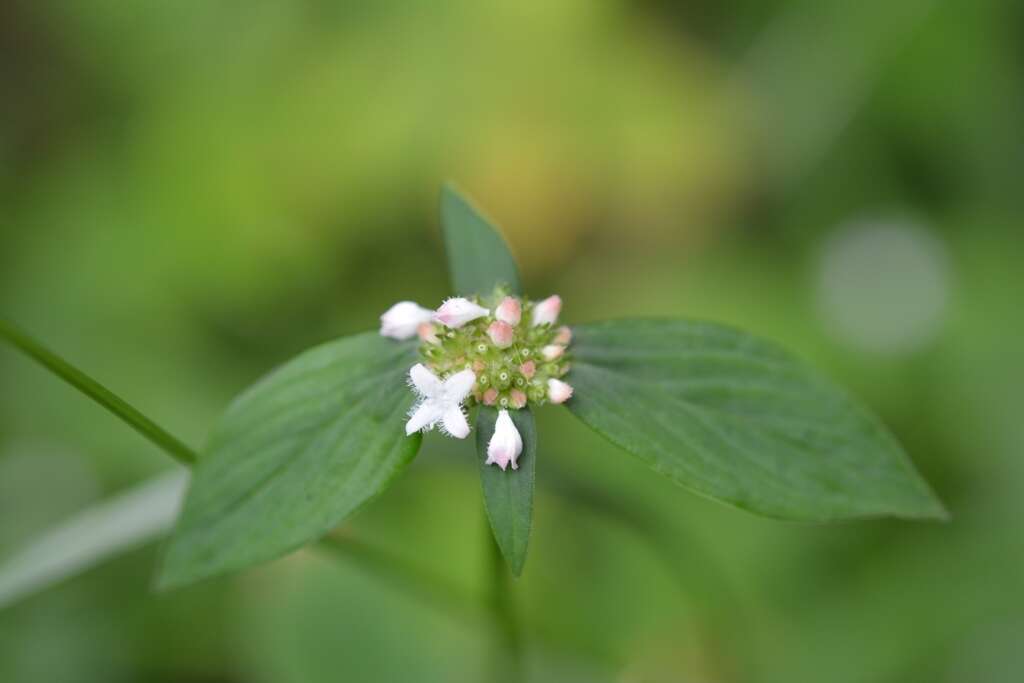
[158,333,422,589]
[0,471,186,610]
[476,407,536,576]
[441,184,522,296]
[567,319,947,522]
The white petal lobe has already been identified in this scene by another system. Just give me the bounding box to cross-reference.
[409,363,443,397]
[406,402,440,435]
[443,368,477,403]
[442,407,470,439]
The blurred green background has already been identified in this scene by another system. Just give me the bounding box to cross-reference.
[2,0,1022,681]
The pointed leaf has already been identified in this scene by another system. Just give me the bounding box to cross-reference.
[158,334,421,589]
[567,319,946,521]
[476,406,536,576]
[441,184,522,296]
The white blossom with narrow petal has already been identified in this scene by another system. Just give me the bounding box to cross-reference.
[531,295,562,327]
[486,409,523,471]
[434,298,490,328]
[405,364,476,438]
[380,301,435,340]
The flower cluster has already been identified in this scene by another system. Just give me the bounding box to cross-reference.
[379,289,573,470]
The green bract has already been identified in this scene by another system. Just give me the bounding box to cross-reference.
[155,184,946,588]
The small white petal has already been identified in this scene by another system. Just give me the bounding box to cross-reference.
[442,406,470,439]
[409,363,443,397]
[380,301,435,339]
[434,298,490,328]
[406,401,440,435]
[442,368,477,403]
[487,409,523,471]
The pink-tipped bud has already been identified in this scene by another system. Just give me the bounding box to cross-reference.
[541,344,564,361]
[520,360,536,379]
[495,296,522,325]
[548,379,574,404]
[485,409,523,471]
[510,389,527,409]
[487,321,515,349]
[531,295,562,327]
[554,326,573,345]
[380,301,435,340]
[417,323,440,345]
[472,360,487,373]
[483,388,499,406]
[434,297,489,328]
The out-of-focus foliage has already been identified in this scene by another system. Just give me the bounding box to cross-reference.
[1,0,1022,681]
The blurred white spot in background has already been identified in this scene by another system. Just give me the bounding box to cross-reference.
[816,217,951,355]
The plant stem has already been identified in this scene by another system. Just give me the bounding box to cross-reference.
[486,518,523,682]
[0,318,198,465]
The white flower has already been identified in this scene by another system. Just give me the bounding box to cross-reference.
[531,295,562,327]
[547,378,574,404]
[486,409,523,471]
[405,364,476,438]
[380,301,435,340]
[434,297,490,329]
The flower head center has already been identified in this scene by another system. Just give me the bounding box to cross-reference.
[417,289,571,409]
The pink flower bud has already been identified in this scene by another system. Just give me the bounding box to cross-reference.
[495,296,522,325]
[547,379,574,404]
[417,323,440,345]
[472,360,487,373]
[380,301,435,340]
[541,344,564,361]
[483,388,499,406]
[510,389,527,409]
[434,297,489,328]
[554,326,573,345]
[485,409,523,471]
[487,321,515,349]
[531,295,562,327]
[520,360,536,379]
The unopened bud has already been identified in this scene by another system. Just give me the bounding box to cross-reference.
[554,326,573,345]
[417,323,440,345]
[487,321,515,349]
[434,297,489,328]
[531,295,562,327]
[547,379,574,404]
[485,409,523,471]
[542,344,565,361]
[495,297,522,326]
[380,301,434,340]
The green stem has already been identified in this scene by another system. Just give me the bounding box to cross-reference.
[0,318,198,465]
[486,517,523,682]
